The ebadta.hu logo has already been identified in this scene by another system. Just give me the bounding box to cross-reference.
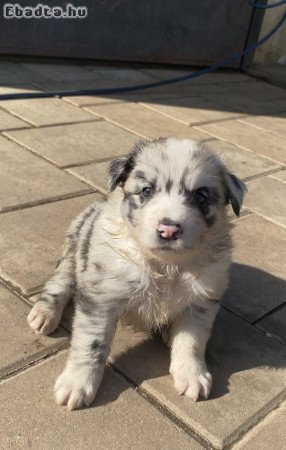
[3,3,88,19]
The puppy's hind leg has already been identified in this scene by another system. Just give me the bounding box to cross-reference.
[28,233,76,335]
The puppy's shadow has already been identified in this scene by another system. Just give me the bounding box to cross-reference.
[62,263,286,408]
[94,337,168,408]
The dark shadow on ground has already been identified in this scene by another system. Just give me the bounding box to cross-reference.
[0,59,285,118]
[223,263,286,323]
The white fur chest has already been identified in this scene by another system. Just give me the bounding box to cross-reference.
[123,255,229,330]
[125,264,195,329]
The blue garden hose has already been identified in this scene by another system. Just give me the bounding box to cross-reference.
[246,0,286,9]
[0,0,285,101]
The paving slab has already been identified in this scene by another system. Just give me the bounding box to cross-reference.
[30,68,156,97]
[233,401,286,450]
[72,84,208,97]
[205,97,286,116]
[67,161,110,194]
[64,93,124,107]
[0,84,42,95]
[0,108,30,130]
[256,304,286,345]
[128,85,204,96]
[22,63,104,81]
[244,176,286,228]
[85,103,211,140]
[0,136,92,212]
[32,77,118,94]
[208,140,281,180]
[140,97,240,125]
[198,81,286,115]
[223,214,286,322]
[0,351,202,450]
[270,170,286,183]
[239,112,286,139]
[63,91,185,107]
[6,121,139,168]
[89,67,157,84]
[0,62,51,84]
[0,283,68,380]
[0,98,98,126]
[137,67,194,80]
[138,68,250,85]
[197,120,286,164]
[200,80,286,101]
[0,193,102,295]
[109,309,286,449]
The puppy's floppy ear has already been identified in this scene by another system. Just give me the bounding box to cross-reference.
[223,171,247,216]
[108,140,147,192]
[108,156,131,192]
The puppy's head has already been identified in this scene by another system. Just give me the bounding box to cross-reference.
[108,139,246,257]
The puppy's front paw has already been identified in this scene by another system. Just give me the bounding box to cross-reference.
[170,358,212,401]
[54,365,104,410]
[27,299,62,335]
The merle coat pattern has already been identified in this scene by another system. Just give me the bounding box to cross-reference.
[28,138,246,410]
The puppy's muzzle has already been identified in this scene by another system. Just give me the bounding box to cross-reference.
[157,218,182,241]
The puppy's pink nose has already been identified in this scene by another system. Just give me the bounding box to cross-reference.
[157,223,182,240]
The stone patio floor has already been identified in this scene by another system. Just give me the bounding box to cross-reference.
[0,61,285,449]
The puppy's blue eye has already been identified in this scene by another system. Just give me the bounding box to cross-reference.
[142,187,153,198]
[194,190,207,204]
